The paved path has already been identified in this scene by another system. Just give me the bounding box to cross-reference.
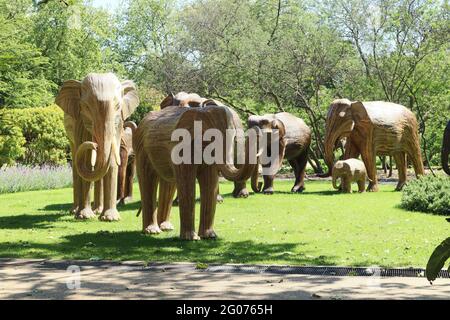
[0,259,448,300]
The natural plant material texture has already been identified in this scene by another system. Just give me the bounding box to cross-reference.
[55,73,139,221]
[248,112,311,195]
[324,99,424,192]
[160,92,250,199]
[332,158,367,193]
[442,121,450,175]
[401,175,450,215]
[0,181,449,267]
[134,99,260,240]
[0,165,72,194]
[117,121,137,206]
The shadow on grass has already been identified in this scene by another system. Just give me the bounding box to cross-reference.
[0,213,68,230]
[0,230,337,266]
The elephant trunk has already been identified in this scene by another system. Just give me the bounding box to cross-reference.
[75,108,120,182]
[323,130,339,177]
[124,121,137,134]
[219,126,263,182]
[332,170,341,190]
[251,161,262,193]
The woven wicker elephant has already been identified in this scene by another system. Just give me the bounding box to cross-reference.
[248,112,311,194]
[56,73,139,221]
[324,99,424,192]
[161,92,250,199]
[134,100,261,240]
[332,158,367,193]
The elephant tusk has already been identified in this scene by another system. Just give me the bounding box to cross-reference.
[91,148,97,167]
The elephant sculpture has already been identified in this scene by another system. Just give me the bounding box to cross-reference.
[332,158,367,193]
[160,92,250,199]
[442,121,450,175]
[117,121,137,205]
[134,100,261,240]
[248,112,311,194]
[324,99,424,192]
[56,73,139,221]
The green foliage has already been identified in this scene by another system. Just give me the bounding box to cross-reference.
[0,106,69,165]
[426,235,450,283]
[127,87,165,124]
[0,0,55,108]
[401,175,450,215]
[0,112,26,165]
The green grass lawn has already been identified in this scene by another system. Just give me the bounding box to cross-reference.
[0,180,448,268]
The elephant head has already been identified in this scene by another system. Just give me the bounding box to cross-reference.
[160,92,207,109]
[176,102,263,182]
[56,73,139,182]
[247,114,286,193]
[323,99,369,176]
[331,160,347,190]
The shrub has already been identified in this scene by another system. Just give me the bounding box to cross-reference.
[0,164,72,194]
[401,175,450,215]
[0,105,69,166]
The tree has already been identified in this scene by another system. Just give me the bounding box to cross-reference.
[0,0,55,108]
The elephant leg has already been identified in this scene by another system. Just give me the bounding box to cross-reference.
[125,155,135,201]
[407,144,425,178]
[76,178,95,219]
[198,165,219,239]
[99,164,120,221]
[291,150,308,193]
[175,164,199,240]
[344,139,360,159]
[117,147,128,206]
[93,179,103,215]
[343,177,352,193]
[262,173,275,195]
[394,153,407,191]
[70,145,81,215]
[136,151,160,234]
[232,181,249,198]
[357,177,366,193]
[361,148,378,192]
[157,180,177,232]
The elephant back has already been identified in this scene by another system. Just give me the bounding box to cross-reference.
[275,112,311,147]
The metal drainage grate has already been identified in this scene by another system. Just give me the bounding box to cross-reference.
[202,265,450,279]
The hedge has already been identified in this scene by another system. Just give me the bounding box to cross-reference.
[0,105,69,166]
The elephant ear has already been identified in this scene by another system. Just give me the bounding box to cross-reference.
[271,119,286,138]
[160,93,175,109]
[121,80,140,120]
[55,80,81,119]
[350,101,370,124]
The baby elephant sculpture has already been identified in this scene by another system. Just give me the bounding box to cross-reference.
[332,158,367,193]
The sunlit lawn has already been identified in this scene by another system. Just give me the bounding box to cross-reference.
[0,180,448,267]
